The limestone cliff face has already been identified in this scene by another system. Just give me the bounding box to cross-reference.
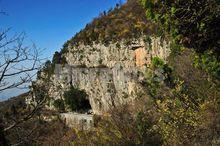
[49,36,170,115]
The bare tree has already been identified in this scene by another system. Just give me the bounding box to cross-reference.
[0,24,48,145]
[0,9,69,145]
[0,29,42,92]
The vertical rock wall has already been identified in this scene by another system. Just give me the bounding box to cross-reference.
[49,36,171,115]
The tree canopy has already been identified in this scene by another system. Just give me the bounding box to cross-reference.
[142,0,220,55]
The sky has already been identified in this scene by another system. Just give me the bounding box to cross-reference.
[0,0,126,101]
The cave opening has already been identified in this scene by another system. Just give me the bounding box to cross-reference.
[63,86,92,114]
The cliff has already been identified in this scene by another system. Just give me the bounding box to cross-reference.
[47,36,170,114]
[33,0,170,115]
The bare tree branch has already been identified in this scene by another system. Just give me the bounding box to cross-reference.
[0,30,42,93]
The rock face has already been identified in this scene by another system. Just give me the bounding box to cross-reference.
[60,113,93,130]
[49,36,170,115]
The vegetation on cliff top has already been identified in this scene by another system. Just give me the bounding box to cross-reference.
[61,0,155,53]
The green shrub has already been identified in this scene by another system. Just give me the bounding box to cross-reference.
[193,51,220,79]
[53,99,65,112]
[31,83,48,103]
[136,111,163,146]
[146,57,174,96]
[151,57,165,68]
[37,60,53,80]
[63,86,91,112]
[145,52,220,145]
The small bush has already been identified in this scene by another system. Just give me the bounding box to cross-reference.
[151,57,165,68]
[53,99,65,112]
[193,51,220,79]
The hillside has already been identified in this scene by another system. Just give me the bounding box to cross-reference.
[1,0,220,145]
[61,0,155,53]
[0,93,28,115]
[44,0,220,145]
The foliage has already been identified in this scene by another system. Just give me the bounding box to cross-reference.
[37,51,67,80]
[71,103,163,146]
[62,0,155,47]
[61,40,71,54]
[0,94,69,145]
[155,79,202,145]
[53,99,65,112]
[52,51,67,65]
[135,111,163,146]
[63,86,91,112]
[141,0,220,55]
[151,57,165,68]
[145,57,173,96]
[6,113,69,146]
[147,53,220,145]
[133,54,217,145]
[71,79,218,145]
[157,80,219,145]
[193,51,220,79]
[37,60,53,80]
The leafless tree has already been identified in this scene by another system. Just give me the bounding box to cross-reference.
[0,29,42,92]
[0,24,49,145]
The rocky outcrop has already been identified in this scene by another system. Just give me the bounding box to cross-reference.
[60,113,93,130]
[48,36,171,115]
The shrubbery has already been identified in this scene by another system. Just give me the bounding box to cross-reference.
[61,0,154,47]
[53,99,65,112]
[193,51,220,79]
[142,0,220,79]
[63,86,91,112]
[141,0,220,55]
[145,57,173,96]
[71,102,163,146]
[37,51,67,80]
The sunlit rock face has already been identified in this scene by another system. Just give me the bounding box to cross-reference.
[49,36,170,115]
[60,113,93,130]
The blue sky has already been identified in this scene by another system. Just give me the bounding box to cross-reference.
[0,0,126,59]
[0,0,126,100]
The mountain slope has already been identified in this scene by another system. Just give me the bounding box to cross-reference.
[61,0,155,53]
